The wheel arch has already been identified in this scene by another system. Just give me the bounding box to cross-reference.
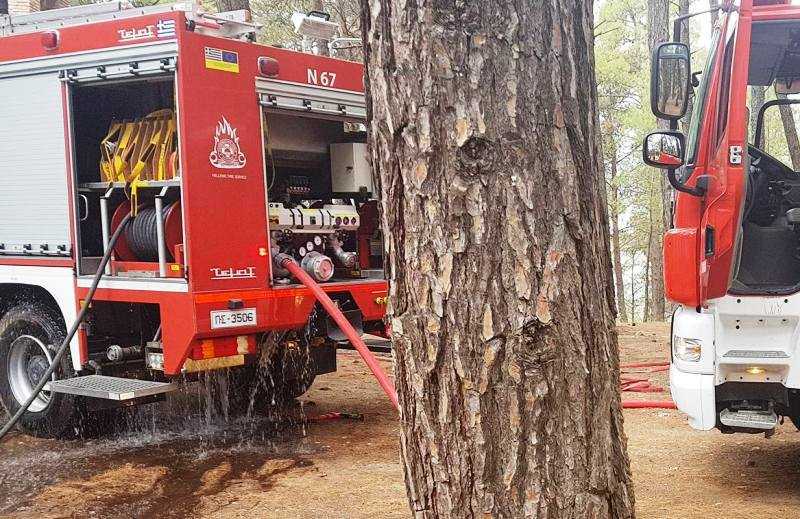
[0,266,79,371]
[0,284,63,322]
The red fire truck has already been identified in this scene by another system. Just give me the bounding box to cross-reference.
[646,0,800,434]
[0,2,388,437]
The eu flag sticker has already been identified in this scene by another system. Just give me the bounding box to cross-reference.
[205,47,239,73]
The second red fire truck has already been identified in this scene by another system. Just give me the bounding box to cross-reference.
[0,2,387,437]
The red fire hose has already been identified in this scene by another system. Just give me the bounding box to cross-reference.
[278,259,679,415]
[622,400,677,409]
[278,255,400,411]
[620,359,676,408]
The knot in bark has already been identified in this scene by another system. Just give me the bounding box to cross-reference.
[456,137,497,180]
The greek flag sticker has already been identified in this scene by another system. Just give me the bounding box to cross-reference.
[204,47,240,73]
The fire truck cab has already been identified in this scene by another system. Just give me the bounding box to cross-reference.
[646,0,800,433]
[0,2,387,437]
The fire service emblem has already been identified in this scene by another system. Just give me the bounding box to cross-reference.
[210,117,246,169]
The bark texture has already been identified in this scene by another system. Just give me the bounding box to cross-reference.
[751,86,765,137]
[609,151,629,324]
[647,0,670,321]
[312,0,332,56]
[362,0,635,516]
[215,0,249,13]
[777,94,800,170]
[709,0,719,28]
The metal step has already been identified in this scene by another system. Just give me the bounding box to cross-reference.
[45,375,177,401]
[719,408,778,430]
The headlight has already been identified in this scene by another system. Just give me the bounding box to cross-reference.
[673,336,702,362]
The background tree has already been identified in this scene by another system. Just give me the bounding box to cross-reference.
[646,0,669,321]
[363,0,634,516]
[216,0,249,13]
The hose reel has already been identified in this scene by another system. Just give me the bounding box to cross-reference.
[110,200,182,262]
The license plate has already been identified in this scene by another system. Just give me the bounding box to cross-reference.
[210,308,257,329]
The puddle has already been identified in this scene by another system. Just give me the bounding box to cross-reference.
[0,379,319,518]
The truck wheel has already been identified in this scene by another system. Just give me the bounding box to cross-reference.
[223,365,263,415]
[280,372,316,401]
[223,364,315,414]
[0,304,77,438]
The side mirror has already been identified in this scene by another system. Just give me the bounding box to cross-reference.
[643,131,685,169]
[651,42,691,120]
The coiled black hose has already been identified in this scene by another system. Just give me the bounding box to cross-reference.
[0,213,134,440]
[126,204,172,262]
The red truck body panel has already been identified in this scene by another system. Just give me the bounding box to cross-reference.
[0,10,387,375]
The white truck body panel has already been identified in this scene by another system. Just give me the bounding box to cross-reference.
[671,294,800,431]
[0,265,80,371]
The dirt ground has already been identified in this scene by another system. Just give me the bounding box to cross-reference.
[2,323,800,518]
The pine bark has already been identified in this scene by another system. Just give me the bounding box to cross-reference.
[751,86,765,137]
[215,0,250,13]
[777,95,800,170]
[362,0,635,516]
[646,0,670,321]
[312,0,332,56]
[709,0,719,28]
[609,151,629,324]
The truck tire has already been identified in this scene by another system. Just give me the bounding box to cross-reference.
[223,364,316,414]
[0,303,77,438]
[280,371,316,401]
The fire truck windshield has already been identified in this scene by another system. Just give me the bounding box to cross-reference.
[683,30,721,173]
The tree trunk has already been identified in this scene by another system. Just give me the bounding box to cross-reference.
[362,0,634,517]
[647,0,669,321]
[609,150,628,324]
[750,86,765,141]
[678,0,692,136]
[215,0,250,13]
[630,252,637,322]
[709,0,719,28]
[312,0,331,56]
[777,94,800,170]
[644,207,652,321]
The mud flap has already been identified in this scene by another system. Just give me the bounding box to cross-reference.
[325,309,363,342]
[310,342,337,376]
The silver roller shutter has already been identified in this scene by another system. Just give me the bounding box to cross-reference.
[0,73,70,256]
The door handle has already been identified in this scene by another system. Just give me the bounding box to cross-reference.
[78,194,89,222]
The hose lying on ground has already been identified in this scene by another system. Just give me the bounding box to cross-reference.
[276,254,399,411]
[622,400,677,409]
[0,213,134,441]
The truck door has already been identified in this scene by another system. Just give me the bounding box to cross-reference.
[660,2,752,308]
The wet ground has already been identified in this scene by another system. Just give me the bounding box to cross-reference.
[2,326,800,518]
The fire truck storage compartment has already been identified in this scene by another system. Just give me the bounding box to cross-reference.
[70,75,183,278]
[263,110,384,284]
[0,72,71,256]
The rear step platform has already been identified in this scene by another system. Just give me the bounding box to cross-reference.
[720,408,779,430]
[45,375,177,401]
